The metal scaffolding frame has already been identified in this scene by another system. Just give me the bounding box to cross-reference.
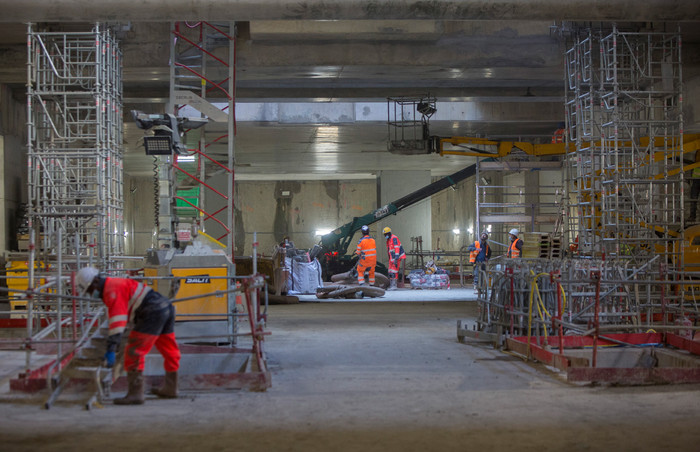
[561,26,686,323]
[4,23,126,398]
[464,27,696,367]
[565,25,684,265]
[475,160,565,247]
[169,21,236,255]
[26,23,124,267]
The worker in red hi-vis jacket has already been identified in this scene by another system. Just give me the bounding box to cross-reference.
[354,225,377,286]
[76,267,181,405]
[383,226,406,291]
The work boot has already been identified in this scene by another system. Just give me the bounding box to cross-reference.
[387,279,397,291]
[151,371,178,398]
[114,370,145,405]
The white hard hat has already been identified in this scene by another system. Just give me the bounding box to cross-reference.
[361,225,369,234]
[509,228,519,236]
[75,267,99,295]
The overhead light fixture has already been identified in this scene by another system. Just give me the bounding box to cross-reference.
[453,228,460,235]
[417,101,437,117]
[143,135,173,155]
[315,229,332,236]
[132,110,207,155]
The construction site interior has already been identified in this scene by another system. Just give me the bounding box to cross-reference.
[2,2,700,451]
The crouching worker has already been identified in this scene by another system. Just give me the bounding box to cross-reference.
[76,267,181,405]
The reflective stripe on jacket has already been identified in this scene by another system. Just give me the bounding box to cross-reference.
[469,241,481,263]
[386,234,406,262]
[102,278,153,335]
[470,240,491,263]
[357,235,377,265]
[507,239,522,258]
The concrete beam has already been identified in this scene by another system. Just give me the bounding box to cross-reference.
[2,1,699,22]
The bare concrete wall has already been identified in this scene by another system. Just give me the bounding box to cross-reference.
[685,75,700,134]
[124,175,157,256]
[121,172,482,260]
[378,170,432,267]
[204,176,377,256]
[120,168,570,263]
[121,171,559,262]
[0,84,27,254]
[431,175,475,254]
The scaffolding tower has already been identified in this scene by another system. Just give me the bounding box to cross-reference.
[26,23,124,268]
[468,26,693,346]
[565,25,684,265]
[562,25,686,326]
[169,21,236,256]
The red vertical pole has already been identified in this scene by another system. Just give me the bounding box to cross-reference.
[552,271,563,354]
[592,271,601,368]
[507,267,515,336]
[660,263,666,328]
[71,272,77,341]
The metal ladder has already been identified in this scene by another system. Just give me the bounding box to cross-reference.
[44,324,127,410]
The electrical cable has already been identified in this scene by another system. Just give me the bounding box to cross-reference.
[153,156,159,231]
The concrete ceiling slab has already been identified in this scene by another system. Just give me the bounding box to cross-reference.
[2,17,700,180]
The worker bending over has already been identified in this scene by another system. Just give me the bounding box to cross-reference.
[355,225,377,286]
[507,228,523,258]
[76,267,181,405]
[468,231,492,288]
[383,227,406,291]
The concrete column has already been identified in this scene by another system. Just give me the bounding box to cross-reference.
[524,171,540,233]
[377,170,431,267]
[124,175,158,255]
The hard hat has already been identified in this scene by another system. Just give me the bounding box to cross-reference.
[383,227,392,235]
[361,225,369,234]
[75,267,99,296]
[509,228,519,236]
[481,232,489,239]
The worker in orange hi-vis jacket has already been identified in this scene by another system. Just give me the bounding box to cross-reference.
[354,225,377,286]
[507,228,523,258]
[551,122,565,143]
[468,231,492,289]
[75,267,181,405]
[383,226,406,291]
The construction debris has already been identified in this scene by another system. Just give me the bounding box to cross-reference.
[330,269,390,289]
[316,285,385,299]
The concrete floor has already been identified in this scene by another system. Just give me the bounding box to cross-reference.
[2,294,700,451]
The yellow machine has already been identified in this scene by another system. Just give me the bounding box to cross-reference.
[5,260,49,316]
[144,250,232,322]
[681,225,700,270]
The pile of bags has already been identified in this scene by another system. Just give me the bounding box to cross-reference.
[407,260,450,289]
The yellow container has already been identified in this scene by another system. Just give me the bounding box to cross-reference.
[6,260,49,318]
[171,267,229,321]
[6,260,48,296]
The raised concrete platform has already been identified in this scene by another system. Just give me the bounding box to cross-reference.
[295,287,477,303]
